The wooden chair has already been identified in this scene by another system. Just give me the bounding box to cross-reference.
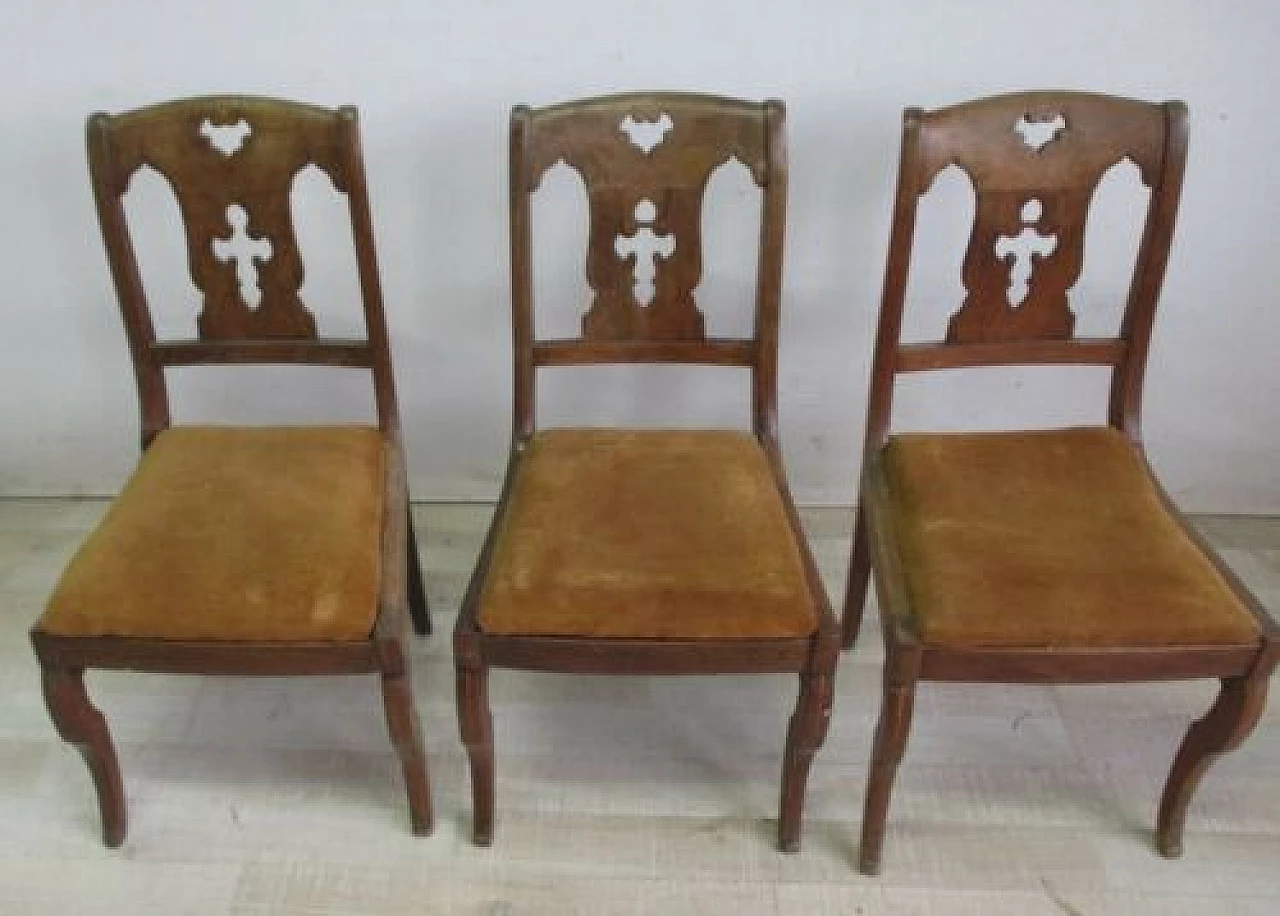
[842,91,1278,874]
[30,96,433,846]
[454,92,840,851]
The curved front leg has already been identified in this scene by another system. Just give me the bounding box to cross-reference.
[1157,670,1270,857]
[41,667,126,848]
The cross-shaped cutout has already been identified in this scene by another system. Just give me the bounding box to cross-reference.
[199,117,252,157]
[1015,113,1067,151]
[212,204,272,309]
[620,113,673,154]
[994,198,1057,308]
[614,199,675,306]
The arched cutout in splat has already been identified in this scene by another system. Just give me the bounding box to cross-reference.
[1073,157,1148,338]
[290,163,366,339]
[899,165,973,343]
[530,161,594,340]
[119,164,204,339]
[698,155,761,339]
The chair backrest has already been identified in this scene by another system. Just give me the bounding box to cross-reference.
[508,92,787,440]
[864,91,1188,453]
[86,96,398,445]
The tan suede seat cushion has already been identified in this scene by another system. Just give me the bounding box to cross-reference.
[478,429,817,639]
[39,426,385,642]
[884,426,1259,649]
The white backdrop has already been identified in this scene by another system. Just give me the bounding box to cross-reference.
[1,0,1277,511]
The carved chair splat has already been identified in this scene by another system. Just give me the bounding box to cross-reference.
[842,90,1278,874]
[455,92,839,852]
[31,96,433,846]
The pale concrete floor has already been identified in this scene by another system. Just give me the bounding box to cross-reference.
[0,500,1277,915]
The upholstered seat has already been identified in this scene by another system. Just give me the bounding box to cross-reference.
[41,425,386,643]
[479,428,816,639]
[884,426,1259,649]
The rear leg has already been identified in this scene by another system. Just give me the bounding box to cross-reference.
[407,509,432,636]
[841,503,871,649]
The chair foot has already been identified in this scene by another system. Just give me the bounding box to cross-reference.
[841,504,871,650]
[41,667,126,848]
[379,664,434,837]
[457,664,494,846]
[859,676,915,875]
[1156,671,1269,858]
[777,673,833,853]
[859,855,885,877]
[407,509,432,637]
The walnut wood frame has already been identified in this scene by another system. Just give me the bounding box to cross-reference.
[454,93,840,851]
[841,91,1279,873]
[29,96,433,846]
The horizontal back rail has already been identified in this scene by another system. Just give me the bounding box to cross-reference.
[895,337,1127,372]
[532,338,756,367]
[153,339,374,368]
